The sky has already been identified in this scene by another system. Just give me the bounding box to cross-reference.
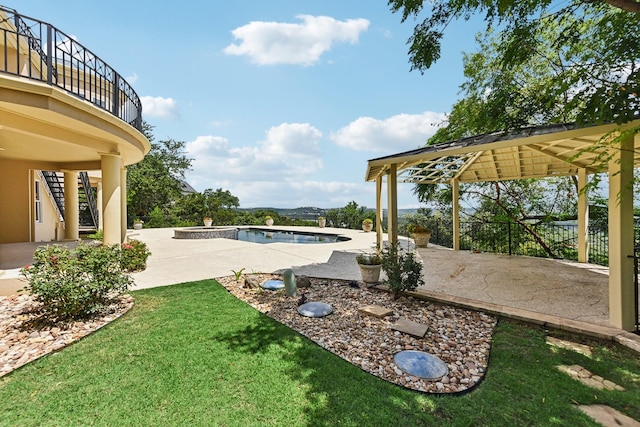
[14,1,486,209]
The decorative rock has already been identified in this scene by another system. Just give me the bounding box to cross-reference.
[260,279,285,291]
[358,305,393,318]
[283,269,297,297]
[297,302,333,318]
[391,318,428,338]
[394,350,449,380]
[216,274,498,394]
[296,275,311,288]
[244,275,260,289]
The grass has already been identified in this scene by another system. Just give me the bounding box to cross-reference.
[1,279,639,426]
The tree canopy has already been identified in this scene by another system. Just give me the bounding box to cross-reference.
[127,122,192,219]
[390,0,640,127]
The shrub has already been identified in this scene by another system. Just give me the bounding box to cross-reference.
[20,243,133,322]
[380,242,425,298]
[356,253,382,265]
[120,239,151,272]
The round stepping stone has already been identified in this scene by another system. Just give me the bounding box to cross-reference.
[297,302,333,318]
[394,350,448,380]
[260,279,284,290]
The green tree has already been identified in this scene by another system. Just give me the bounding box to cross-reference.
[127,122,192,220]
[325,201,374,230]
[174,188,240,225]
[389,0,640,126]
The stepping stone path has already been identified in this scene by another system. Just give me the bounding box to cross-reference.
[556,365,625,391]
[546,336,592,357]
[358,305,393,318]
[547,337,638,427]
[394,350,448,380]
[297,302,333,318]
[577,405,640,427]
[260,279,284,291]
[391,318,428,338]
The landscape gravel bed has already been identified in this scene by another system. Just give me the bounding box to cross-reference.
[0,294,134,377]
[1,275,497,394]
[218,274,498,394]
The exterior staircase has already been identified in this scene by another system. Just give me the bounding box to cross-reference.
[40,171,98,229]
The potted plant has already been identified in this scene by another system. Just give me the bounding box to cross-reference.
[203,217,213,227]
[356,252,382,283]
[410,224,432,247]
[265,215,274,226]
[362,218,373,232]
[317,216,326,228]
[380,242,425,298]
[133,218,143,230]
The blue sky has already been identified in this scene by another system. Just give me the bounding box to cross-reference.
[15,1,485,209]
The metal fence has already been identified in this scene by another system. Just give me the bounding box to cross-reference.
[428,218,636,267]
[0,6,142,131]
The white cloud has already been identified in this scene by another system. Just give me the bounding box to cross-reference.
[185,122,323,184]
[181,123,392,207]
[141,96,179,120]
[223,15,370,66]
[331,111,446,152]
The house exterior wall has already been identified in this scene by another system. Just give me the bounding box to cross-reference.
[0,159,31,243]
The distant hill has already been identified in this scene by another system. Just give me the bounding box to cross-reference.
[238,206,419,220]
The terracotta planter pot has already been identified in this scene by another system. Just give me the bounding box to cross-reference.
[362,223,373,232]
[265,219,274,226]
[359,264,381,283]
[318,218,326,228]
[203,219,213,227]
[413,232,431,248]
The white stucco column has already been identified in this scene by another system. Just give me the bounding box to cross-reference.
[608,134,635,331]
[63,171,79,240]
[96,181,103,231]
[101,154,122,245]
[577,169,589,263]
[376,176,383,251]
[120,167,127,242]
[452,178,460,251]
[387,164,398,247]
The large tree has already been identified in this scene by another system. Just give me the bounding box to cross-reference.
[127,122,192,219]
[390,0,640,127]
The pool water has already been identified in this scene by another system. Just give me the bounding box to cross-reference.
[237,228,349,244]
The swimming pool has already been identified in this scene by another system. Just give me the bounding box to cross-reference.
[237,228,350,244]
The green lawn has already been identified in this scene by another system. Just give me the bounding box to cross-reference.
[1,280,638,426]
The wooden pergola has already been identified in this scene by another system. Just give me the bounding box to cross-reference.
[365,119,640,331]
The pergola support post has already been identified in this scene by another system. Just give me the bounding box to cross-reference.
[577,169,589,263]
[375,176,383,252]
[452,178,460,251]
[387,164,398,247]
[608,134,635,331]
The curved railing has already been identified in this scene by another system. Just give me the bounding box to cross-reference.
[0,6,142,131]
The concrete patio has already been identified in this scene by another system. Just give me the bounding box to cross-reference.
[1,226,638,351]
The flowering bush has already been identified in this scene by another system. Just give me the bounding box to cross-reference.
[120,239,151,272]
[20,243,132,322]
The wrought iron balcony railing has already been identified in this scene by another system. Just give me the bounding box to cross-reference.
[0,5,142,131]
